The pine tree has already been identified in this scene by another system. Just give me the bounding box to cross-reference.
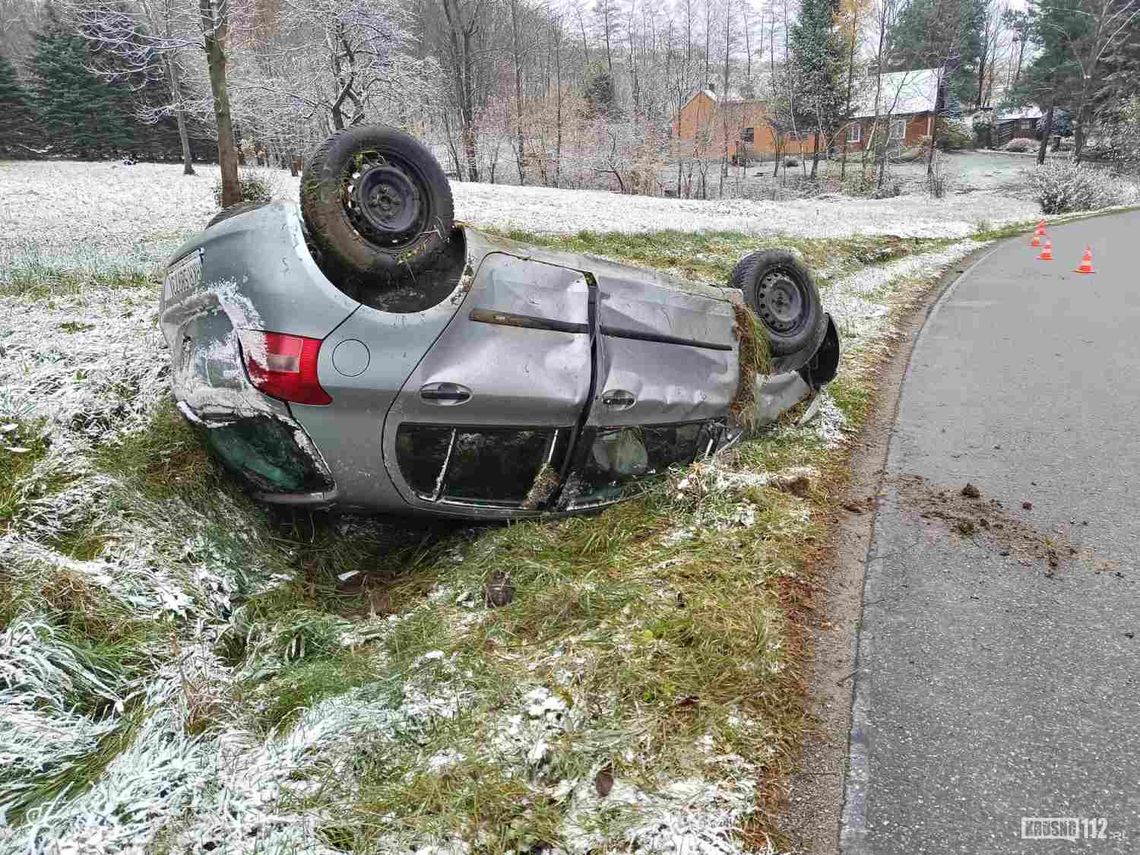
[0,53,38,154]
[31,7,136,157]
[1010,0,1081,163]
[1013,0,1135,160]
[788,0,847,176]
[584,61,618,114]
[888,0,988,106]
[1094,21,1140,161]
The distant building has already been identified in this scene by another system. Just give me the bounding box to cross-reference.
[672,85,816,162]
[843,69,948,152]
[673,69,951,161]
[992,105,1044,147]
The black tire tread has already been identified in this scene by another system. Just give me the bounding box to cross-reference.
[207,201,269,229]
[299,125,454,286]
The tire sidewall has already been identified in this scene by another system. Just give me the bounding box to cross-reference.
[731,249,826,358]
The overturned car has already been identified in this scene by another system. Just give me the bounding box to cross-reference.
[159,126,839,519]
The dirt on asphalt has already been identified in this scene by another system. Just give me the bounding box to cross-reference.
[777,250,991,854]
[894,474,1079,571]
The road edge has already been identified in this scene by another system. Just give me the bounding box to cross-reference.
[779,239,1004,854]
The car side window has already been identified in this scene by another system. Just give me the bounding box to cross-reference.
[396,424,569,507]
[566,420,725,508]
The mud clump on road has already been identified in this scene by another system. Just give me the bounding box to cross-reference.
[893,474,1079,572]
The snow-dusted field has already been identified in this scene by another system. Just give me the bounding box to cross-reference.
[0,157,1040,273]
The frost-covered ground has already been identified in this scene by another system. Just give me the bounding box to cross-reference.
[0,157,1036,272]
[0,157,1027,854]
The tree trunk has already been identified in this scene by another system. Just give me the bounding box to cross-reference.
[554,22,563,187]
[509,0,527,184]
[167,56,194,175]
[200,0,239,206]
[1037,101,1054,166]
[926,70,942,177]
[926,115,938,176]
[1073,77,1090,163]
[839,4,858,182]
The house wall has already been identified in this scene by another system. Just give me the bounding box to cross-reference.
[674,94,816,159]
[994,118,1040,148]
[674,92,718,143]
[842,113,933,151]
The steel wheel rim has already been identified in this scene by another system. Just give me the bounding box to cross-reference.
[755,270,806,334]
[344,156,430,248]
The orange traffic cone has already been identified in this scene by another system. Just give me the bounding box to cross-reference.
[1075,246,1095,274]
[1031,221,1046,247]
[1031,233,1042,248]
[1038,239,1053,261]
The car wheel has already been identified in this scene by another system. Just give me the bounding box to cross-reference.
[729,249,826,358]
[300,125,454,288]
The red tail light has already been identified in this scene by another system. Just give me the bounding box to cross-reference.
[239,330,332,406]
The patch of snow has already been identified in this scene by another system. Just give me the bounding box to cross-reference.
[0,161,1038,275]
[0,287,167,450]
[559,776,758,855]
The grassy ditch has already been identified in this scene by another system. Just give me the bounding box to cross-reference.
[0,229,981,851]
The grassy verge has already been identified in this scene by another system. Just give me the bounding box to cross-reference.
[490,228,949,288]
[0,229,979,851]
[0,258,155,299]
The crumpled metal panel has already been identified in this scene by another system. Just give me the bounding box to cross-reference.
[594,272,736,347]
[388,253,592,426]
[591,337,736,427]
[589,272,738,427]
[380,252,594,514]
[750,371,814,426]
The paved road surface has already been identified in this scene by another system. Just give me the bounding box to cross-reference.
[842,210,1140,854]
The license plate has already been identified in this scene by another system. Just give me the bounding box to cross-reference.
[164,250,202,304]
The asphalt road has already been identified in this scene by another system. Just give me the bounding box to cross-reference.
[841,210,1140,854]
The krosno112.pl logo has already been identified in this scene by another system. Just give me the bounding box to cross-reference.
[1021,817,1108,841]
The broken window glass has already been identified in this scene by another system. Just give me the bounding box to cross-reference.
[395,425,454,497]
[205,416,334,494]
[445,429,562,504]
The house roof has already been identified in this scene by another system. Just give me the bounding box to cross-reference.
[997,105,1044,121]
[681,88,718,109]
[682,85,768,109]
[851,69,940,118]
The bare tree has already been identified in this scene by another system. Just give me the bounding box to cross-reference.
[838,0,867,179]
[438,0,486,180]
[595,0,619,74]
[74,0,201,173]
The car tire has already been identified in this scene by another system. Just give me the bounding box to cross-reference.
[300,125,454,287]
[729,249,826,358]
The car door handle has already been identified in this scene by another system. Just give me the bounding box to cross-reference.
[419,382,472,405]
[601,389,636,410]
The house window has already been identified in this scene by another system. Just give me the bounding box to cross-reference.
[848,122,861,143]
[890,118,906,140]
[743,127,755,142]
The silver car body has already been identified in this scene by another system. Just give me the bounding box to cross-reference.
[160,201,833,518]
